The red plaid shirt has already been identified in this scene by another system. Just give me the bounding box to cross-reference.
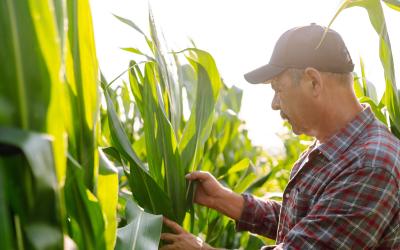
[236,105,400,249]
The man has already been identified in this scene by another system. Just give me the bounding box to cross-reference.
[160,23,400,249]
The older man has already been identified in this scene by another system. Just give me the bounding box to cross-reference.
[160,23,400,250]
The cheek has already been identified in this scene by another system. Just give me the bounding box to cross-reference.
[280,92,301,112]
[281,92,314,122]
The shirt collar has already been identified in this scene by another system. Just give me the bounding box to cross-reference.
[315,104,375,161]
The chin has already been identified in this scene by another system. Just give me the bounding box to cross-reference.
[290,125,306,136]
[286,120,306,135]
[292,129,302,135]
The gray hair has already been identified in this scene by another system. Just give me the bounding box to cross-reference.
[287,68,353,86]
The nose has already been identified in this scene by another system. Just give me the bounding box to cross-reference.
[271,93,280,110]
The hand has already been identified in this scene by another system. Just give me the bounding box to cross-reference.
[186,171,244,220]
[185,171,229,209]
[160,217,213,250]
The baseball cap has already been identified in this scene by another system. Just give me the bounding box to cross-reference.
[244,23,354,84]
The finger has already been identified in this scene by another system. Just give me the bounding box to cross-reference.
[160,233,178,243]
[185,171,210,181]
[163,217,185,234]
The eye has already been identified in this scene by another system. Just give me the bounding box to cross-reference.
[271,82,281,93]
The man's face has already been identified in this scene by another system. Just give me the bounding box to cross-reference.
[269,70,318,136]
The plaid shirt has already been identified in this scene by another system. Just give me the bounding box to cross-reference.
[236,105,400,249]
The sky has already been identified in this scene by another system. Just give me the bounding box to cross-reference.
[91,0,400,153]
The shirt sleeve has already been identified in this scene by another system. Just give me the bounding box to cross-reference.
[235,193,282,239]
[281,167,399,250]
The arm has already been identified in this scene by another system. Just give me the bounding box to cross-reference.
[161,171,283,249]
[187,171,281,238]
[281,167,398,249]
[236,193,281,238]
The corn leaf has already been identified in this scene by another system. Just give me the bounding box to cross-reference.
[113,14,147,37]
[115,199,162,250]
[65,0,100,190]
[143,62,187,222]
[218,158,250,180]
[331,0,400,134]
[65,154,106,250]
[101,76,175,220]
[121,47,155,61]
[179,49,222,172]
[128,60,145,116]
[359,57,379,104]
[0,0,66,185]
[233,162,258,193]
[383,0,400,11]
[149,10,183,136]
[0,127,63,249]
[98,149,119,250]
[223,85,243,114]
[0,159,13,250]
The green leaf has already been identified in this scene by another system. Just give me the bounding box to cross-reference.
[101,75,174,220]
[0,0,66,184]
[233,162,258,193]
[113,14,147,37]
[331,0,400,136]
[0,127,63,249]
[98,149,119,250]
[223,85,243,114]
[115,199,162,250]
[25,223,63,250]
[121,47,154,61]
[65,154,106,250]
[353,73,364,98]
[359,96,388,125]
[0,160,13,250]
[148,9,183,135]
[244,234,266,250]
[218,158,250,180]
[65,0,100,190]
[178,48,222,172]
[383,0,400,11]
[143,62,186,223]
[128,60,144,116]
[359,57,379,104]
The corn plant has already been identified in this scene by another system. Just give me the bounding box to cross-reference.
[0,0,67,248]
[101,10,222,228]
[0,0,119,249]
[329,0,400,138]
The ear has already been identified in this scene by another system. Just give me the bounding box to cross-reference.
[303,67,323,97]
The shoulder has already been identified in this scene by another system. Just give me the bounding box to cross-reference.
[351,119,400,187]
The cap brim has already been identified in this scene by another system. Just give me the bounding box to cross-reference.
[244,64,286,84]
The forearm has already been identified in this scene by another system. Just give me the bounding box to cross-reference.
[212,188,244,220]
[235,193,281,238]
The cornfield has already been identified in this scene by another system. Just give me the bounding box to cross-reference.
[0,0,398,249]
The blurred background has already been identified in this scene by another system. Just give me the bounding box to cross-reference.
[91,0,400,153]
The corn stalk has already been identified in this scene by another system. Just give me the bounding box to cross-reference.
[0,0,119,249]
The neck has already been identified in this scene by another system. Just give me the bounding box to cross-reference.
[315,95,363,144]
